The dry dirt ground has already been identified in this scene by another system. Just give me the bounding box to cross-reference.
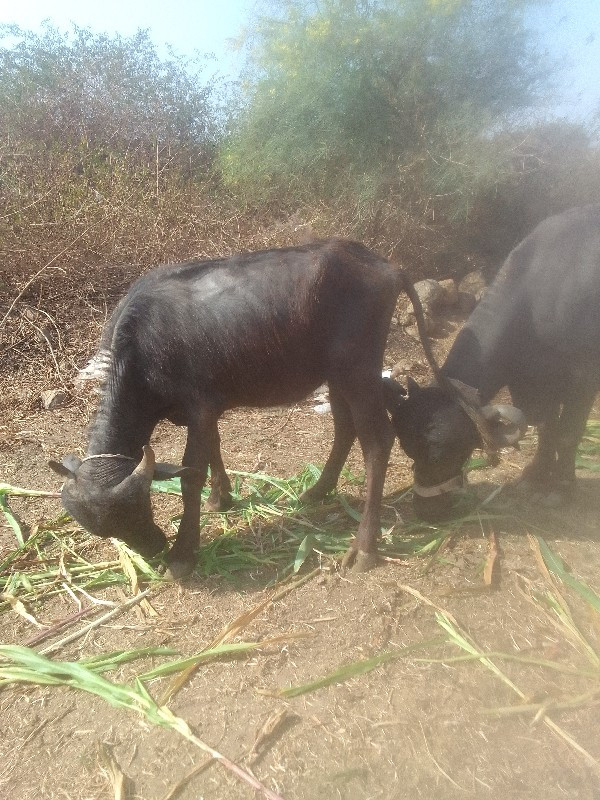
[1,310,599,800]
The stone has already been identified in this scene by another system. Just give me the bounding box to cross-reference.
[405,312,438,339]
[438,278,458,305]
[458,270,486,301]
[41,389,68,410]
[398,279,445,327]
[390,360,426,379]
[457,290,478,314]
[413,279,445,311]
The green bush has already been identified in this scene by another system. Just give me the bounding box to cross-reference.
[221,0,551,216]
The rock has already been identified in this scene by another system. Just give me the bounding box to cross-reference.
[408,310,438,336]
[406,315,439,339]
[390,360,426,379]
[457,290,478,314]
[41,389,68,410]
[396,306,413,326]
[438,278,458,305]
[458,270,486,301]
[398,279,446,328]
[414,279,446,311]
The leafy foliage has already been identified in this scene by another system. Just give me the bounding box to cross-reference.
[0,23,220,167]
[222,0,552,211]
[0,24,238,385]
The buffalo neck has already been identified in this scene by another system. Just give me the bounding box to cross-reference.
[442,272,525,404]
[86,371,158,460]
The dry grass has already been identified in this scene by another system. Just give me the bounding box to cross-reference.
[1,477,600,796]
[0,141,454,417]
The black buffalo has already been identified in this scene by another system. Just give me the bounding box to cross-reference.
[50,238,428,578]
[384,204,600,521]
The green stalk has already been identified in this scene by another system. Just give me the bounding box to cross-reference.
[0,646,283,800]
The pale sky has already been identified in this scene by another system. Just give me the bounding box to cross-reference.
[1,0,599,119]
[0,0,251,76]
[528,0,600,119]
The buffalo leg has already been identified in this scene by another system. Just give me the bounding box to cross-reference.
[521,402,560,490]
[206,427,232,511]
[300,387,355,503]
[341,384,394,570]
[550,388,596,503]
[166,415,213,578]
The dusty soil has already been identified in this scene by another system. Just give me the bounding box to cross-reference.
[1,308,599,800]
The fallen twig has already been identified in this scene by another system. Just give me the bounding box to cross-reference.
[97,742,132,800]
[483,530,498,587]
[24,605,98,647]
[160,709,296,800]
[39,590,154,656]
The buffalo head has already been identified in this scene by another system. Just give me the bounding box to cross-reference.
[48,446,183,558]
[383,377,528,521]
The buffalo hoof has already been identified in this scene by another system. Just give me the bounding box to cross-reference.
[536,491,568,508]
[517,472,575,508]
[205,495,233,512]
[299,486,328,504]
[516,476,549,494]
[517,463,553,492]
[164,557,196,581]
[353,551,378,572]
[341,548,378,572]
[531,486,574,508]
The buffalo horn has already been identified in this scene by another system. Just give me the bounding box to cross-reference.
[133,445,156,479]
[481,404,528,446]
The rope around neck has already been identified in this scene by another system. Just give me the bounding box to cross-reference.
[412,473,464,498]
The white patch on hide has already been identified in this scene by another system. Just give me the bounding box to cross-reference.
[76,349,112,384]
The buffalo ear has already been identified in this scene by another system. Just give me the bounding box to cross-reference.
[153,462,195,481]
[481,404,528,448]
[382,377,407,408]
[63,454,83,472]
[406,376,421,396]
[49,458,79,479]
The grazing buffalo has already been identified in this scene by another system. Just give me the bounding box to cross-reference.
[384,204,600,521]
[50,238,428,578]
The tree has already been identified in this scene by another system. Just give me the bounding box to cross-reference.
[221,0,553,215]
[0,23,221,173]
[0,24,229,297]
